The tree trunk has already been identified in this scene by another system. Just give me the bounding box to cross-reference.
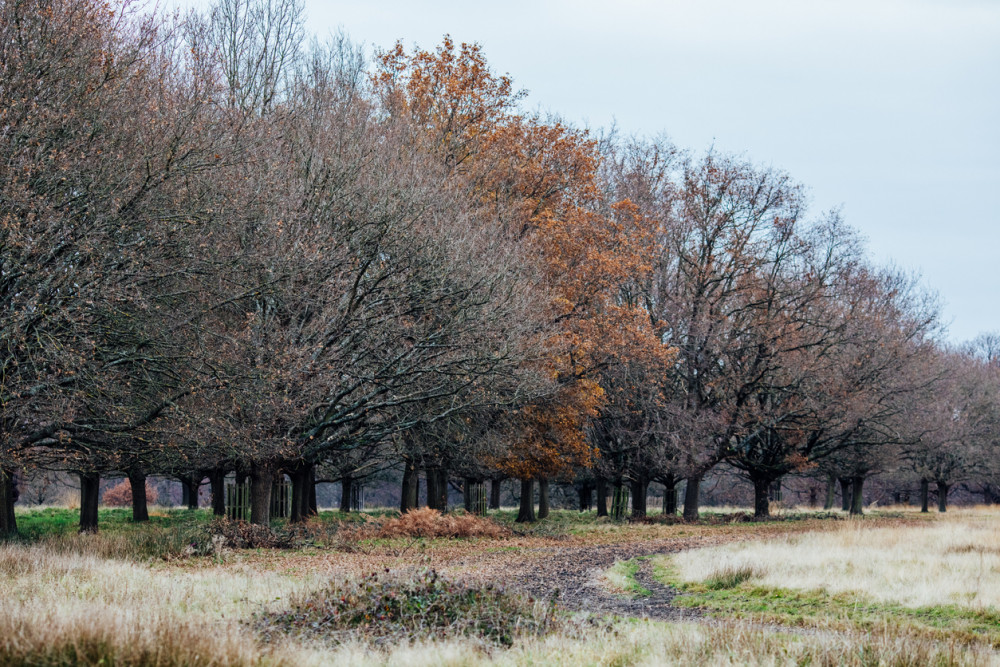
[596,478,608,517]
[248,463,273,526]
[463,477,475,513]
[839,477,852,511]
[537,478,550,519]
[920,478,929,513]
[425,466,448,511]
[339,476,354,513]
[209,468,227,516]
[630,479,648,519]
[190,475,201,509]
[180,474,199,510]
[400,459,418,513]
[425,468,438,510]
[489,477,502,510]
[578,482,592,512]
[288,472,302,522]
[662,478,677,516]
[308,466,318,515]
[289,465,313,523]
[984,484,998,505]
[823,473,836,510]
[937,481,950,513]
[752,476,771,519]
[849,475,865,515]
[79,471,100,533]
[434,467,448,511]
[683,474,701,521]
[128,467,149,522]
[0,468,17,538]
[611,481,626,520]
[516,478,535,523]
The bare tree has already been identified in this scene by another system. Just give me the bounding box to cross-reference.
[0,0,227,534]
[187,0,305,115]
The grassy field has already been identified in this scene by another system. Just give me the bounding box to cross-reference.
[669,512,1000,608]
[1,505,997,665]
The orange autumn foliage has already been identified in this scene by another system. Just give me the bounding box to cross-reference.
[375,38,670,480]
[378,508,508,539]
[101,479,158,507]
[374,35,524,174]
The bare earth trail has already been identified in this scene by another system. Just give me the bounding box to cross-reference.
[502,539,693,620]
[434,516,921,625]
[417,525,870,646]
[439,525,824,622]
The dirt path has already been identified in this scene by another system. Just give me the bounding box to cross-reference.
[461,538,699,621]
[450,518,871,622]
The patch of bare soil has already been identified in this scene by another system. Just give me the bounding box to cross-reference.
[445,517,894,621]
[493,539,695,620]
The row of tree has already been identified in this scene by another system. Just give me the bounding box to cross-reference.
[2,0,997,535]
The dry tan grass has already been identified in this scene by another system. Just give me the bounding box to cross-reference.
[0,543,327,665]
[671,507,1000,609]
[290,620,995,666]
[3,509,997,665]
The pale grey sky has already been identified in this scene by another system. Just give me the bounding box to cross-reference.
[174,0,1000,342]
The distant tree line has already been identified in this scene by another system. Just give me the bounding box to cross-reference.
[2,0,998,536]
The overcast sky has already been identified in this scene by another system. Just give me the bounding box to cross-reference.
[173,0,1000,343]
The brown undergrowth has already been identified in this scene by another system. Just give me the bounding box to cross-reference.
[204,509,508,553]
[377,508,509,539]
[254,568,563,649]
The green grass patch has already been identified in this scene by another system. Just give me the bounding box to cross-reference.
[10,508,215,561]
[13,507,214,541]
[10,506,513,559]
[652,554,1000,647]
[605,557,652,597]
[312,508,399,523]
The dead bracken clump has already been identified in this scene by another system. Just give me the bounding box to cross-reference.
[100,479,158,507]
[199,510,508,553]
[254,569,558,648]
[377,508,509,539]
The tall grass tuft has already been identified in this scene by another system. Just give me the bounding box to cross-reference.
[704,562,765,590]
[35,523,209,561]
[0,612,265,667]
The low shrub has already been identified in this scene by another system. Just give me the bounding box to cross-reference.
[377,508,508,539]
[101,479,159,507]
[507,519,571,540]
[255,569,558,647]
[203,518,339,550]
